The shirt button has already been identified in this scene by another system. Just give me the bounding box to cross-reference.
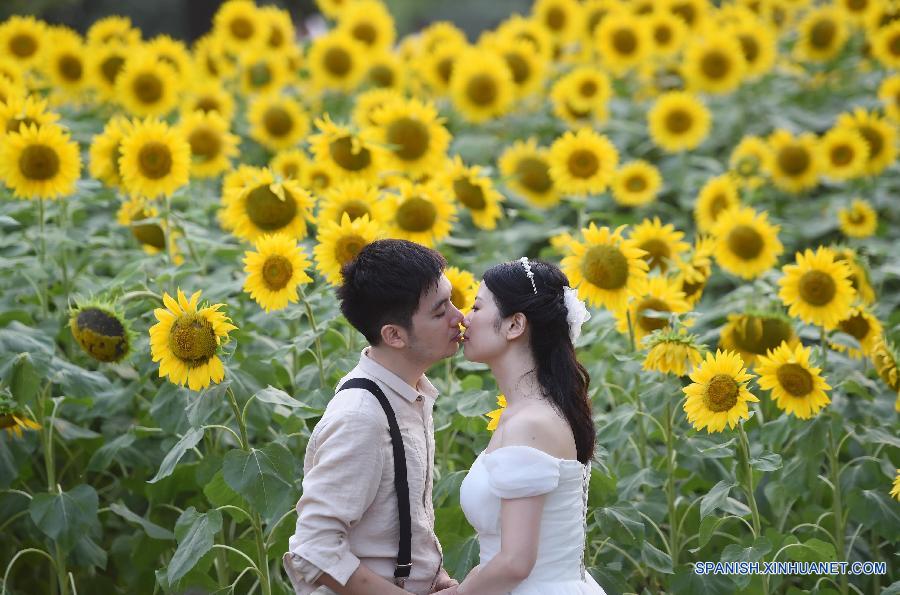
[416,395,423,402]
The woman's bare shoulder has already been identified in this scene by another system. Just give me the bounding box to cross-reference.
[499,402,576,460]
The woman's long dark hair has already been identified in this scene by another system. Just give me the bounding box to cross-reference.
[482,259,595,464]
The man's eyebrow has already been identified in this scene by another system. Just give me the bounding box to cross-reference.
[431,296,450,312]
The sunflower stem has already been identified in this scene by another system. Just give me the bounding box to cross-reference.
[664,400,680,566]
[819,326,828,370]
[58,199,70,304]
[738,422,769,595]
[828,425,849,595]
[39,384,69,595]
[162,194,173,267]
[37,197,49,316]
[299,288,326,389]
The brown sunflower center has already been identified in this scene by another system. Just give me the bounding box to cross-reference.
[263,106,293,137]
[269,27,284,48]
[466,74,498,106]
[778,145,810,175]
[671,3,697,25]
[665,108,693,134]
[310,170,331,190]
[709,193,731,218]
[77,307,125,338]
[195,96,221,114]
[830,144,853,166]
[188,127,221,160]
[335,234,366,264]
[101,55,126,84]
[579,80,598,97]
[19,144,60,181]
[230,17,254,40]
[810,18,836,49]
[700,51,730,80]
[324,47,352,76]
[732,315,794,355]
[386,117,429,161]
[546,7,566,30]
[245,185,298,231]
[738,34,760,63]
[0,415,16,429]
[639,239,671,271]
[352,23,377,45]
[655,24,674,45]
[582,244,629,290]
[262,254,293,290]
[168,313,218,367]
[436,57,454,84]
[612,29,638,55]
[248,62,272,88]
[727,224,764,260]
[858,125,883,160]
[587,10,608,34]
[340,200,370,221]
[369,65,394,87]
[516,157,553,193]
[73,307,128,362]
[637,297,672,332]
[625,174,647,192]
[138,142,173,179]
[453,177,487,209]
[58,54,83,81]
[9,34,37,58]
[330,136,372,171]
[504,53,530,84]
[798,270,836,306]
[396,197,437,232]
[567,149,600,179]
[776,363,814,397]
[703,374,739,412]
[133,72,163,104]
[839,311,870,340]
[846,0,868,11]
[735,154,761,177]
[132,221,166,249]
[280,161,301,179]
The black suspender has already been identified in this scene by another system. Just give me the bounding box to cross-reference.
[336,378,413,586]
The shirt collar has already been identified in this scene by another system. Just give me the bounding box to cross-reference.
[357,347,439,403]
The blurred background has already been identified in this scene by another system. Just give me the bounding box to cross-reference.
[0,0,535,42]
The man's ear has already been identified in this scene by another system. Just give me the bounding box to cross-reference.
[505,312,527,341]
[380,323,409,348]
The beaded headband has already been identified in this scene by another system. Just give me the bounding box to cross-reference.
[519,257,537,294]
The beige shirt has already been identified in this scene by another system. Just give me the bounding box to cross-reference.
[283,348,444,594]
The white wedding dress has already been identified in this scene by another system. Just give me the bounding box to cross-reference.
[459,445,607,594]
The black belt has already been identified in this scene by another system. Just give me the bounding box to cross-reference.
[337,378,412,587]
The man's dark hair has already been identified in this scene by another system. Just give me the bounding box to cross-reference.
[337,239,447,345]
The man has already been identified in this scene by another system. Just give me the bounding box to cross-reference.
[283,239,464,595]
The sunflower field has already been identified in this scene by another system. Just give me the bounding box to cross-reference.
[1,0,899,593]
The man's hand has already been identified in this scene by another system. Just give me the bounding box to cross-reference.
[431,587,458,595]
[431,567,459,592]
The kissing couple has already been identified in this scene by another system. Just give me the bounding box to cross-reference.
[283,239,607,595]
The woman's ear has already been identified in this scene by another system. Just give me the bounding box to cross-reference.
[505,312,527,341]
[380,323,408,348]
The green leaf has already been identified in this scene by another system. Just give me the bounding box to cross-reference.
[253,385,307,408]
[168,507,223,585]
[203,470,248,519]
[783,538,836,563]
[862,428,900,449]
[29,484,99,552]
[222,443,297,521]
[455,389,496,417]
[881,580,900,595]
[87,432,135,472]
[696,515,728,551]
[109,502,175,540]
[721,537,771,589]
[595,505,645,543]
[750,452,782,472]
[641,540,673,574]
[700,481,735,520]
[52,418,101,441]
[433,470,467,508]
[148,427,205,484]
[443,535,480,580]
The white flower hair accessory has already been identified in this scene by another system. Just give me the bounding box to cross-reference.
[519,257,537,294]
[563,286,591,342]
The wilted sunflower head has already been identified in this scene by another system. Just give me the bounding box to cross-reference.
[720,311,798,366]
[642,328,705,377]
[870,334,900,392]
[69,299,132,363]
[0,394,41,439]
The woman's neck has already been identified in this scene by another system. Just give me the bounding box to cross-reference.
[489,345,540,409]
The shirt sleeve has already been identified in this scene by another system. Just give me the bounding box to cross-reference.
[482,446,561,499]
[287,408,386,586]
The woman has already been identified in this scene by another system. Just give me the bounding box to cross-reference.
[437,258,606,595]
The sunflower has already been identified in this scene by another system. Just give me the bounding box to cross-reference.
[374,181,456,247]
[242,233,313,313]
[259,5,295,53]
[647,91,712,153]
[719,311,799,367]
[496,15,555,63]
[317,179,382,225]
[548,128,619,196]
[351,90,401,129]
[594,11,651,75]
[145,35,192,79]
[681,32,747,94]
[247,94,309,152]
[336,0,396,53]
[818,127,869,181]
[363,51,406,91]
[561,223,649,312]
[0,15,46,69]
[446,266,479,312]
[871,334,900,392]
[304,158,336,196]
[309,115,383,181]
[0,76,23,106]
[69,299,132,363]
[115,196,184,264]
[178,110,239,178]
[838,199,878,238]
[489,37,546,99]
[549,230,579,256]
[778,247,856,330]
[683,349,757,433]
[0,124,81,200]
[712,206,783,280]
[795,7,849,62]
[119,118,190,199]
[270,149,308,180]
[485,393,507,431]
[449,48,515,123]
[694,174,741,233]
[89,116,130,189]
[870,21,900,69]
[442,156,504,230]
[550,66,612,125]
[673,235,715,306]
[87,43,131,100]
[830,306,882,359]
[756,342,830,419]
[835,0,882,25]
[86,15,141,47]
[727,18,777,79]
[308,30,368,92]
[149,289,237,391]
[370,98,451,176]
[0,400,41,439]
[878,74,900,122]
[498,138,560,208]
[832,247,876,305]
[647,10,688,57]
[0,95,60,137]
[616,276,690,344]
[238,48,290,96]
[611,160,662,207]
[212,0,263,51]
[221,167,315,242]
[766,129,820,193]
[42,29,90,97]
[892,470,900,501]
[415,41,466,96]
[668,0,710,32]
[0,55,24,89]
[180,80,235,122]
[628,217,690,274]
[314,212,382,285]
[642,329,704,376]
[729,135,772,190]
[835,109,897,177]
